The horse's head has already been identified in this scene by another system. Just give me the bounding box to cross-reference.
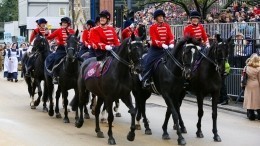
[65,29,79,62]
[126,33,145,74]
[214,34,232,74]
[182,37,201,79]
[137,23,147,41]
[33,33,49,52]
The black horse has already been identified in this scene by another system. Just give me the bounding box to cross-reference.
[45,30,80,123]
[25,34,50,111]
[166,35,232,143]
[75,33,144,145]
[132,37,200,145]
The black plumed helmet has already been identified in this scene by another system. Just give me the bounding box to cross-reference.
[153,10,165,19]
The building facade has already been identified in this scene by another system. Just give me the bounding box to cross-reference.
[18,0,70,40]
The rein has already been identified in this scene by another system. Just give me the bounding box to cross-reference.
[108,39,143,70]
[164,48,184,70]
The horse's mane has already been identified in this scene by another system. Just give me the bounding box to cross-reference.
[173,37,188,55]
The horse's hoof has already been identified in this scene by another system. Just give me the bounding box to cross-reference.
[108,138,116,145]
[97,131,104,138]
[196,131,204,138]
[145,129,152,135]
[56,113,62,118]
[43,107,48,113]
[115,113,121,117]
[63,117,70,123]
[30,105,36,109]
[181,127,187,134]
[48,110,54,117]
[162,133,170,140]
[127,131,135,141]
[84,113,90,119]
[75,119,84,128]
[135,124,141,130]
[213,135,222,142]
[178,138,186,145]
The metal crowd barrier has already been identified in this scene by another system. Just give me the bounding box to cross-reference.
[225,68,244,98]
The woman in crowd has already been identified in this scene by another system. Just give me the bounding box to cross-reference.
[243,53,260,120]
[7,43,19,82]
[3,43,11,78]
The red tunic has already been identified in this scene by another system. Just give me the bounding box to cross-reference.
[149,22,174,48]
[89,26,121,50]
[29,27,49,44]
[82,29,90,47]
[121,26,139,40]
[47,28,75,46]
[183,24,209,46]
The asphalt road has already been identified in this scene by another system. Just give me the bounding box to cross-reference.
[0,74,259,146]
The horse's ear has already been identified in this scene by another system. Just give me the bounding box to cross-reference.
[131,33,135,41]
[215,34,222,43]
[75,29,79,38]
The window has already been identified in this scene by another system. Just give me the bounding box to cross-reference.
[59,8,66,16]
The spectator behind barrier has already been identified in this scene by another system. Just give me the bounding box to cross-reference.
[243,53,260,120]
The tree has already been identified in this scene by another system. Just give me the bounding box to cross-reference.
[138,0,219,20]
[0,0,18,22]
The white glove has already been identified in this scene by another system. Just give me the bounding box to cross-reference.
[27,46,33,53]
[169,44,174,49]
[88,45,91,49]
[162,44,168,49]
[105,45,113,51]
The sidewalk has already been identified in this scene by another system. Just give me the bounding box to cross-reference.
[184,95,246,114]
[149,93,246,115]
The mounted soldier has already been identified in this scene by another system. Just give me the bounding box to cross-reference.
[141,9,175,88]
[25,18,49,76]
[45,17,75,84]
[89,10,121,61]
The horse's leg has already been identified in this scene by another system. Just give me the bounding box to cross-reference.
[100,104,107,123]
[106,100,117,145]
[84,103,90,119]
[162,94,186,145]
[196,95,204,138]
[162,107,171,140]
[114,99,121,117]
[135,100,142,130]
[46,76,54,117]
[120,94,136,142]
[95,97,105,138]
[140,96,152,135]
[62,90,70,123]
[34,80,42,107]
[212,91,221,142]
[91,94,97,115]
[42,81,48,112]
[174,93,187,133]
[55,85,62,118]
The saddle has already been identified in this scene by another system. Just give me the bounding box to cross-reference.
[84,58,112,80]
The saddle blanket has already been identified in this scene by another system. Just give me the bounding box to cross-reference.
[84,58,112,80]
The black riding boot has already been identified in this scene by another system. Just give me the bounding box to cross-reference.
[247,109,255,120]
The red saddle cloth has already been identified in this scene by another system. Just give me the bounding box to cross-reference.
[84,58,112,80]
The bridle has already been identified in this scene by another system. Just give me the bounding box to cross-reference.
[108,38,143,73]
